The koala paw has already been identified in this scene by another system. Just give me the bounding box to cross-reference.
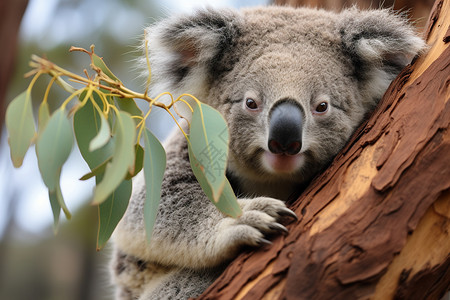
[239,197,298,221]
[215,197,297,253]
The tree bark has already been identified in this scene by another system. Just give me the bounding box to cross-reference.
[197,0,450,299]
[0,0,29,135]
[0,0,29,290]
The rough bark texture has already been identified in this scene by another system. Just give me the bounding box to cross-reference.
[197,0,450,299]
[0,0,29,135]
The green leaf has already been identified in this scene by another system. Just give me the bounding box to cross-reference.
[115,97,143,126]
[92,53,121,83]
[188,146,241,218]
[36,109,73,192]
[48,187,61,234]
[48,180,71,224]
[74,92,114,170]
[97,179,132,250]
[92,111,135,205]
[79,157,111,181]
[36,107,73,221]
[125,144,144,180]
[89,113,111,152]
[5,91,36,167]
[189,102,229,202]
[38,101,50,132]
[142,129,166,242]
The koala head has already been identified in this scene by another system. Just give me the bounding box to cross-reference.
[144,6,425,193]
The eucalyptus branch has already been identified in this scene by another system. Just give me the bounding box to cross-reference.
[6,44,238,250]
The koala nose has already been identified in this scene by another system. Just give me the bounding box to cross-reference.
[268,100,303,155]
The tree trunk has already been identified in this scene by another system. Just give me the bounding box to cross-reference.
[197,0,450,299]
[0,0,29,291]
[0,0,29,135]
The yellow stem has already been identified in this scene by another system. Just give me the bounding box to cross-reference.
[60,88,84,110]
[27,54,204,150]
[26,71,43,94]
[79,87,93,107]
[132,116,144,122]
[90,93,106,119]
[136,107,152,144]
[43,76,57,104]
[174,98,194,113]
[177,93,201,106]
[108,103,120,116]
[92,88,110,114]
[144,39,152,97]
[30,55,167,104]
[163,106,191,146]
[151,92,174,106]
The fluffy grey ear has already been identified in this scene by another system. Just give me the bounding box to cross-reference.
[143,8,242,100]
[339,8,426,108]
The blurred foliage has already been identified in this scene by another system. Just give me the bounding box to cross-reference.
[0,204,108,300]
[1,0,164,299]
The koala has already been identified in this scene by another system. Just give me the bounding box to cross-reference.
[111,6,425,300]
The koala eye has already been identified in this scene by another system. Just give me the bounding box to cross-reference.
[314,102,328,114]
[245,98,258,110]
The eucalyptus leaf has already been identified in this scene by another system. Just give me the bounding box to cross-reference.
[92,53,121,82]
[54,180,71,220]
[79,156,111,181]
[188,146,241,218]
[38,101,50,132]
[89,113,111,152]
[189,102,229,202]
[36,109,73,192]
[125,144,144,180]
[48,187,61,234]
[116,97,143,126]
[48,180,72,231]
[74,92,114,169]
[92,111,135,205]
[143,129,166,242]
[5,91,36,168]
[97,178,131,250]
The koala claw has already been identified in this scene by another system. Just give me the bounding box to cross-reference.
[278,207,298,220]
[239,197,298,221]
[269,223,289,235]
[258,238,273,246]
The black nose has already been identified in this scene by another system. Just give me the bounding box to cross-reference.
[268,100,303,155]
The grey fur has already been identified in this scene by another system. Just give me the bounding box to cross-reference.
[112,6,425,299]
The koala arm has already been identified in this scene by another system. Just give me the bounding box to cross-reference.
[113,129,295,269]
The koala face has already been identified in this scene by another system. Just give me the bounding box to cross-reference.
[217,24,364,184]
[145,6,424,193]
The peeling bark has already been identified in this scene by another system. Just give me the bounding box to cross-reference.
[197,0,450,299]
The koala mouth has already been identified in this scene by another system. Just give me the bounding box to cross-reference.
[262,151,304,174]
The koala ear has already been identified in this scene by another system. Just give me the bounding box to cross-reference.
[143,8,242,99]
[339,8,426,107]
